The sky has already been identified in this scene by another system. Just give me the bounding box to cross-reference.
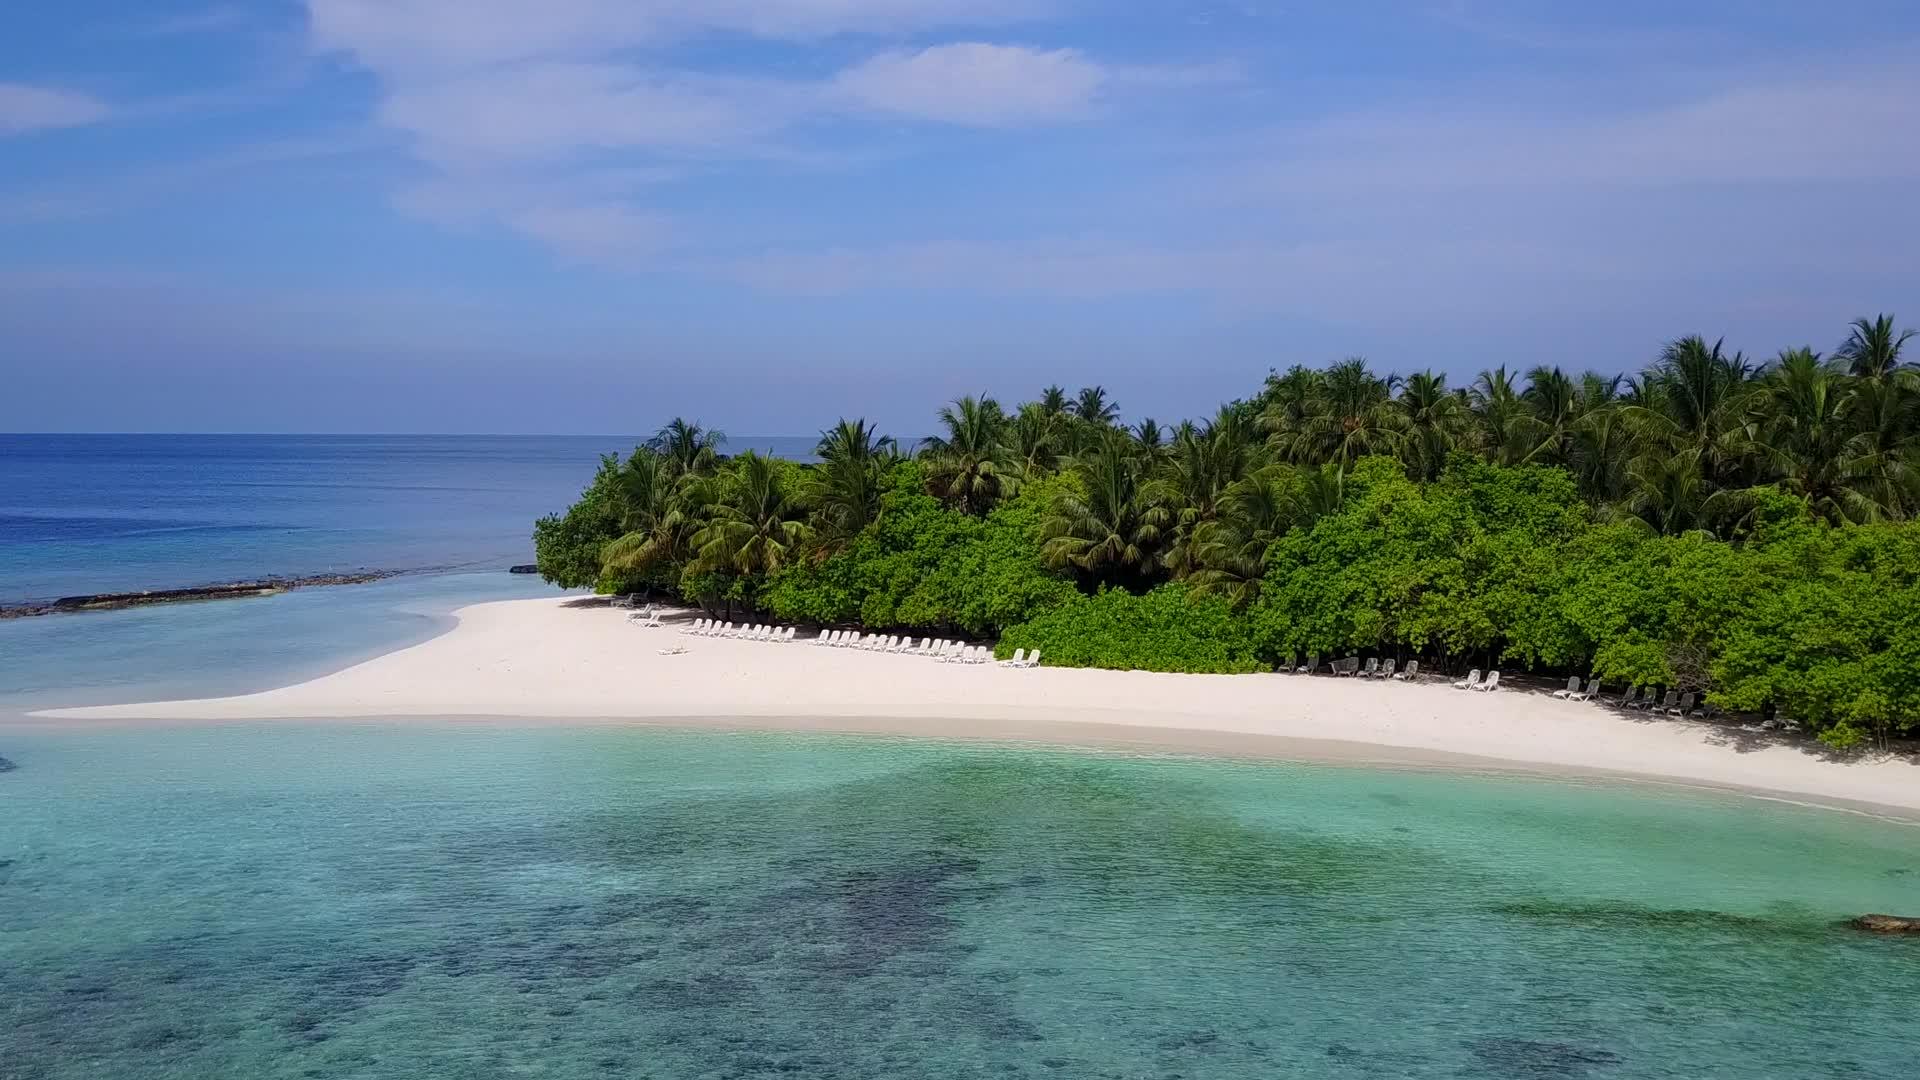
[2,0,1917,435]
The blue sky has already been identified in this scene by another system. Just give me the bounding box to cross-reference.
[3,1,1917,434]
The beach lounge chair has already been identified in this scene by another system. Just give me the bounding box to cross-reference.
[1334,657,1357,677]
[1665,691,1695,715]
[1552,675,1582,699]
[1654,689,1679,712]
[781,627,794,643]
[1000,648,1026,667]
[1377,659,1396,680]
[1298,652,1320,674]
[1453,669,1482,690]
[1571,680,1599,703]
[1019,650,1040,668]
[1393,660,1419,681]
[1359,658,1379,678]
[1474,670,1501,692]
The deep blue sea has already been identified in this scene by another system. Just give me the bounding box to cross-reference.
[0,433,816,706]
[3,434,1918,1079]
[0,433,819,605]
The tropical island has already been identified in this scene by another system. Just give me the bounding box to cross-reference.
[533,315,1920,753]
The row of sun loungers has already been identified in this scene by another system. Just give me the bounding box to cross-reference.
[671,620,1042,667]
[681,619,798,642]
[1294,655,1422,682]
[813,630,1039,667]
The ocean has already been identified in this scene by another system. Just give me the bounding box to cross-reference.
[0,433,814,706]
[2,433,1918,1079]
[0,433,820,605]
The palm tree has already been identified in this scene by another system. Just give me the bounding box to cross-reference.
[1267,358,1400,466]
[689,452,811,577]
[1039,385,1071,418]
[1006,402,1065,482]
[1836,314,1916,382]
[1469,366,1533,465]
[649,418,725,477]
[1612,448,1719,536]
[814,417,895,467]
[1644,335,1757,480]
[1040,431,1167,585]
[1155,408,1265,577]
[1393,371,1470,480]
[1072,385,1120,426]
[1186,465,1297,605]
[809,418,897,550]
[1132,418,1167,457]
[1747,349,1890,523]
[599,449,688,582]
[921,396,1012,515]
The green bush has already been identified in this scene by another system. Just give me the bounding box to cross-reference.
[762,464,1076,634]
[532,455,624,590]
[998,584,1264,673]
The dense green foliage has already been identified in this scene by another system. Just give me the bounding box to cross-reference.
[997,585,1263,673]
[535,315,1920,747]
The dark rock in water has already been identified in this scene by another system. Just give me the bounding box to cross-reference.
[0,755,15,773]
[1851,913,1920,933]
[1,571,400,619]
[509,564,539,574]
[1466,1037,1622,1077]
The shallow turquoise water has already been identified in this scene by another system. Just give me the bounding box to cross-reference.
[0,571,562,710]
[3,725,1917,1079]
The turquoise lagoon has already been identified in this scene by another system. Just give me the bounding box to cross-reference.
[3,723,1917,1079]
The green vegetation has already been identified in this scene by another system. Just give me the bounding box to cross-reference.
[535,315,1920,748]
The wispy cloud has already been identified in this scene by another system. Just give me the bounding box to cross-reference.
[303,0,1182,265]
[1218,64,1920,196]
[306,0,1046,73]
[832,44,1106,126]
[0,84,111,136]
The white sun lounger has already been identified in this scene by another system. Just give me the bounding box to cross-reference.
[1473,670,1501,692]
[1392,660,1418,681]
[1000,648,1027,667]
[1453,669,1482,690]
[1552,675,1582,699]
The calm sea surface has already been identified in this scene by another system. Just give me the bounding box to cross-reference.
[0,433,814,706]
[0,433,818,605]
[1,726,1917,1079]
[2,434,1917,1079]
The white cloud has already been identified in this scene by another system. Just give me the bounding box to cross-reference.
[306,0,1041,73]
[0,84,111,136]
[379,63,793,161]
[832,43,1105,126]
[1234,67,1920,194]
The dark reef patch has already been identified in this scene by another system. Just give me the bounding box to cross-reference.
[1466,1036,1622,1078]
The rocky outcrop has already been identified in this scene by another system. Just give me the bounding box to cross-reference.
[1850,914,1920,933]
[0,756,17,773]
[0,571,400,619]
[509,564,539,575]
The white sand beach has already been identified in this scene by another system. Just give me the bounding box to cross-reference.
[34,596,1920,814]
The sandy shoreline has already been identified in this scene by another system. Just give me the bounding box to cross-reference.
[26,596,1920,816]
